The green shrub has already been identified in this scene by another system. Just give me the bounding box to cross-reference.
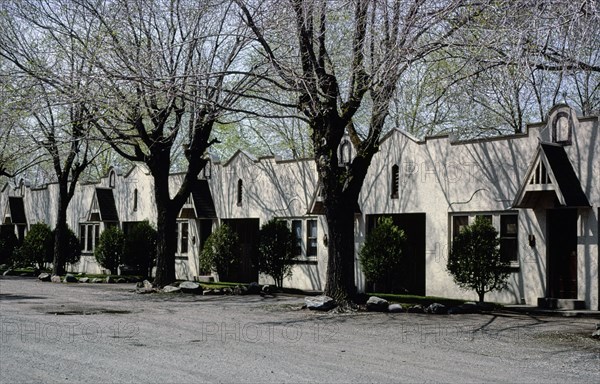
[447,216,510,302]
[0,227,19,266]
[200,224,240,280]
[94,226,125,273]
[122,221,157,276]
[257,219,295,287]
[18,223,53,269]
[359,217,405,292]
[61,227,82,266]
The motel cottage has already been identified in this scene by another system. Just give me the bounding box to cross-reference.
[2,104,599,310]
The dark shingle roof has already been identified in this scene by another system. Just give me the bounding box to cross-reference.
[95,188,119,221]
[8,197,26,224]
[541,143,590,207]
[190,180,216,218]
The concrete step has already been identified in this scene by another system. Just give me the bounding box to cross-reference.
[537,297,586,310]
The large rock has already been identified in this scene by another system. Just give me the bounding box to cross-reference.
[143,280,154,290]
[38,273,52,282]
[246,282,261,295]
[366,296,389,312]
[79,277,90,283]
[51,275,62,283]
[105,276,115,284]
[305,295,336,311]
[592,323,600,339]
[388,303,404,313]
[179,281,202,294]
[91,278,104,283]
[162,285,181,293]
[115,278,128,284]
[63,274,78,283]
[448,302,479,315]
[3,269,13,276]
[407,304,425,314]
[426,303,448,314]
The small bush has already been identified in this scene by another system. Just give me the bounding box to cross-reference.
[18,223,54,269]
[122,221,157,276]
[359,217,405,292]
[61,227,82,266]
[257,219,295,287]
[94,226,125,273]
[200,224,240,280]
[447,216,510,302]
[0,227,19,266]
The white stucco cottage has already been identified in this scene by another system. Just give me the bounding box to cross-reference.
[1,104,598,309]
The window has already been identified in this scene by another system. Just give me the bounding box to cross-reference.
[452,215,469,240]
[133,189,138,211]
[450,212,519,266]
[500,214,518,263]
[109,171,116,188]
[177,221,189,254]
[391,164,399,199]
[80,223,100,252]
[307,219,317,257]
[292,220,302,256]
[237,179,243,206]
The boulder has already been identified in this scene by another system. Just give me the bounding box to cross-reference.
[233,285,247,295]
[91,278,104,283]
[143,280,154,290]
[388,303,404,313]
[592,323,600,339]
[247,282,261,295]
[78,277,90,283]
[63,274,78,283]
[162,285,181,293]
[179,281,202,294]
[260,285,275,297]
[305,295,336,311]
[426,303,448,314]
[448,302,479,315]
[203,289,217,295]
[3,269,13,276]
[115,278,128,284]
[221,287,233,295]
[407,304,425,314]
[51,275,62,283]
[366,296,389,312]
[38,273,52,282]
[105,276,115,284]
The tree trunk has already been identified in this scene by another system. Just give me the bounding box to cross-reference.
[52,185,70,276]
[153,203,178,287]
[323,202,357,303]
[478,291,485,303]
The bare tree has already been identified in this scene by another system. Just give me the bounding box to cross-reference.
[0,0,102,274]
[71,0,255,286]
[236,0,481,302]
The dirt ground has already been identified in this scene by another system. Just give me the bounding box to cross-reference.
[1,276,599,383]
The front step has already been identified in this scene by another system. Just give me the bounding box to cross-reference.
[537,297,586,310]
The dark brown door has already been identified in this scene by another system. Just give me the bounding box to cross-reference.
[547,209,577,299]
[222,218,259,283]
[366,213,426,295]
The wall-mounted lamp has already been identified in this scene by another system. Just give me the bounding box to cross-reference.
[528,234,536,248]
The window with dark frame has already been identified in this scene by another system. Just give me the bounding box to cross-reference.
[307,219,317,257]
[237,179,243,206]
[292,220,302,256]
[500,214,518,264]
[180,222,189,254]
[452,215,469,239]
[133,189,138,211]
[391,164,399,199]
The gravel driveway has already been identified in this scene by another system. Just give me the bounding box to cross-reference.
[1,276,598,383]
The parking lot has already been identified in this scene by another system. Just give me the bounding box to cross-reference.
[1,276,599,383]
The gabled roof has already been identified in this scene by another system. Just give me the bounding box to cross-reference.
[93,188,119,221]
[6,197,27,224]
[513,143,590,208]
[190,180,217,218]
